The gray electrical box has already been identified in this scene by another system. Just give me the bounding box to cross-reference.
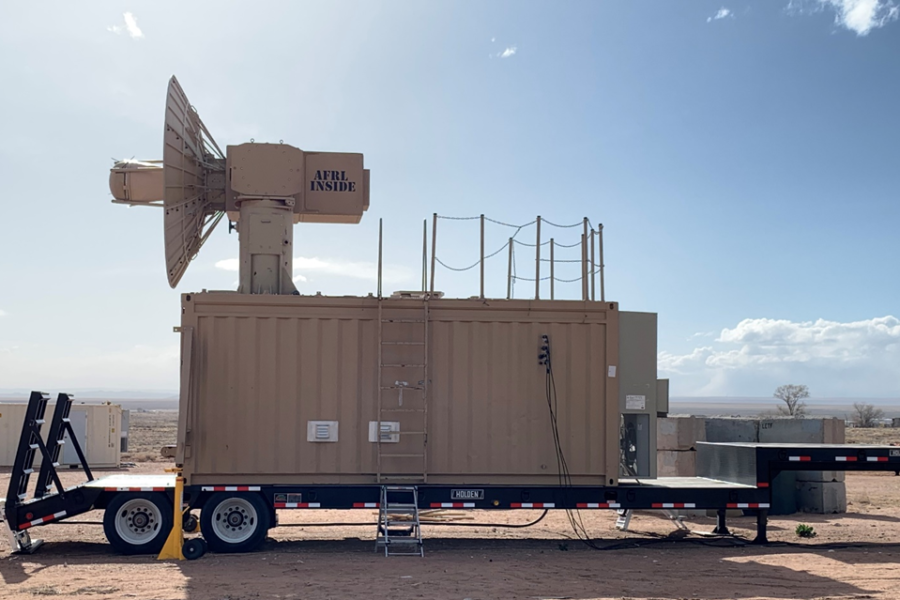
[619,311,659,478]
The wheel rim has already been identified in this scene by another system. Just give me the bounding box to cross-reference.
[211,497,258,544]
[114,498,163,546]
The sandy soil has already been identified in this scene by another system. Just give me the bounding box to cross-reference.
[3,413,900,599]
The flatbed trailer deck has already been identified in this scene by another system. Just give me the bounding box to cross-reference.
[5,392,900,555]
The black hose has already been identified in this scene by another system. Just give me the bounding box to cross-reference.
[274,510,549,529]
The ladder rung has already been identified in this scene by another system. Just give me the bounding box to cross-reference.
[381,319,425,323]
[380,364,425,368]
[381,408,426,413]
[23,469,33,475]
[382,538,422,545]
[35,419,45,425]
[381,341,425,345]
[396,431,426,435]
[380,386,425,391]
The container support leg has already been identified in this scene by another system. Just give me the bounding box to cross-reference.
[712,508,730,535]
[752,509,769,544]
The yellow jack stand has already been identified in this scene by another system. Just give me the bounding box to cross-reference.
[157,470,185,560]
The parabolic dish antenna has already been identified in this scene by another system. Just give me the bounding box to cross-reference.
[163,77,226,288]
[110,75,369,293]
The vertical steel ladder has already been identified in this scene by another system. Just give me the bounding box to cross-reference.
[376,295,429,483]
[375,485,424,557]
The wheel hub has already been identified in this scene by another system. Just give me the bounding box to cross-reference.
[226,510,245,528]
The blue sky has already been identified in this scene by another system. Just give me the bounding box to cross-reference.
[0,1,897,397]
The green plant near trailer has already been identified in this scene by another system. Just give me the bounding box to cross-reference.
[795,524,816,538]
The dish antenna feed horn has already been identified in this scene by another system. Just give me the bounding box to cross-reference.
[109,76,370,294]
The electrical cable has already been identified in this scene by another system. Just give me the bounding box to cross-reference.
[275,511,549,529]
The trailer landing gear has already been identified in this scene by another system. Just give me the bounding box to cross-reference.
[752,509,769,545]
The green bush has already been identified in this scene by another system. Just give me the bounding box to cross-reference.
[795,524,816,538]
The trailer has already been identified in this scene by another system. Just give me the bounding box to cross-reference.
[5,390,900,556]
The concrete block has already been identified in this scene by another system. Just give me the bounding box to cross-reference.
[758,417,843,444]
[797,469,845,483]
[657,449,697,477]
[769,471,798,516]
[759,418,845,482]
[658,417,706,451]
[704,418,759,443]
[796,481,847,514]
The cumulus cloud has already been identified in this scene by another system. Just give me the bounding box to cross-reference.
[660,316,900,396]
[707,7,733,22]
[499,46,517,58]
[108,12,144,39]
[790,0,899,35]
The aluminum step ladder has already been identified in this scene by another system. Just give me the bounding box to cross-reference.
[376,296,429,483]
[375,485,424,557]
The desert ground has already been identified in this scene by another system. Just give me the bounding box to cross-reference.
[2,410,900,600]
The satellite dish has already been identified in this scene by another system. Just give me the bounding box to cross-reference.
[110,76,369,294]
[162,76,226,288]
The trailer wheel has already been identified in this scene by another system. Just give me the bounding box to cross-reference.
[103,492,173,555]
[201,492,270,553]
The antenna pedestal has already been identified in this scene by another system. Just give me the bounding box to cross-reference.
[236,199,298,295]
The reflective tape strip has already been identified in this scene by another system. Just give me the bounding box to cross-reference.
[430,502,475,508]
[727,503,770,509]
[352,502,379,508]
[867,456,889,462]
[510,503,555,508]
[788,456,811,462]
[576,502,620,508]
[757,482,769,488]
[274,502,320,508]
[836,456,858,462]
[201,486,262,492]
[104,487,166,492]
[652,503,696,509]
[19,510,67,530]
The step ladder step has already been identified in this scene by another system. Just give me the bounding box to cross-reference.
[380,364,426,368]
[380,408,426,413]
[381,341,425,345]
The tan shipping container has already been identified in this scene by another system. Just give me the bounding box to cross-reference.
[177,293,620,487]
[0,403,122,468]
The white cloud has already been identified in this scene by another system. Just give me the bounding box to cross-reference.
[215,256,413,285]
[499,46,517,58]
[108,12,144,39]
[790,0,899,35]
[707,7,733,22]
[659,316,900,396]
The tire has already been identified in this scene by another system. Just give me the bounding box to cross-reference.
[200,492,270,553]
[183,512,199,533]
[183,537,206,560]
[103,492,173,555]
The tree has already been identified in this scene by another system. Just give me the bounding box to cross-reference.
[774,384,809,417]
[852,402,884,428]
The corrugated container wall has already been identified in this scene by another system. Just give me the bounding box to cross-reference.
[177,293,621,486]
